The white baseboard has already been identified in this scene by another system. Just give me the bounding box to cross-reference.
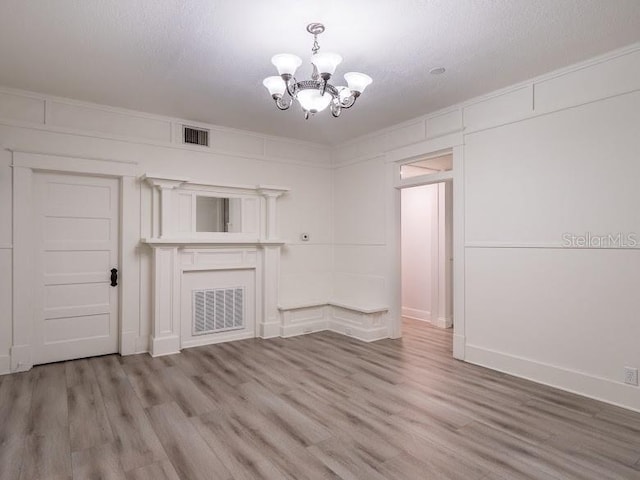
[10,344,32,372]
[182,331,255,348]
[402,308,452,329]
[150,335,181,357]
[453,334,465,359]
[465,344,640,413]
[326,319,388,342]
[434,316,453,329]
[0,355,10,375]
[280,320,328,338]
[259,321,281,339]
[402,307,431,322]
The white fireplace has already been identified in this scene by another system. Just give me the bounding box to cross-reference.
[141,174,287,356]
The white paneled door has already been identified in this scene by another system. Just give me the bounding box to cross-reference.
[33,172,119,364]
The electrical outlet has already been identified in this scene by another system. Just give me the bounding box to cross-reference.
[624,367,638,386]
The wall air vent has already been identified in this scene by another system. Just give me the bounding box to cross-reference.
[183,126,210,146]
[193,287,244,335]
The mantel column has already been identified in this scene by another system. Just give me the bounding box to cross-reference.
[157,185,174,238]
[260,245,281,338]
[258,188,287,241]
[257,187,288,337]
[149,246,181,356]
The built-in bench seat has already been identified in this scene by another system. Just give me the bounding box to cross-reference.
[278,300,388,314]
[277,272,389,341]
[277,298,389,342]
[327,301,388,315]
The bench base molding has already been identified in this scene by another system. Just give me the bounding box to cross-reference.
[278,302,390,342]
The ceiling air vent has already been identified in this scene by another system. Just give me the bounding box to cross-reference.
[183,125,210,147]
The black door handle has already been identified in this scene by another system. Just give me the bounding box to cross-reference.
[110,268,118,287]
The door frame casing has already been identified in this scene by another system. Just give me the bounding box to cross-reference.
[10,150,140,371]
[385,133,465,360]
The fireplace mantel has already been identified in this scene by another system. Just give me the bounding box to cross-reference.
[141,174,289,356]
[141,174,289,242]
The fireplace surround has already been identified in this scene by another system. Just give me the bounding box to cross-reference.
[142,174,288,356]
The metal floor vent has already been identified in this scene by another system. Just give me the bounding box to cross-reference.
[193,287,244,335]
[183,125,210,146]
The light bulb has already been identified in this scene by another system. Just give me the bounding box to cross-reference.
[297,89,332,113]
[263,76,286,97]
[271,54,302,78]
[311,52,342,77]
[344,72,372,94]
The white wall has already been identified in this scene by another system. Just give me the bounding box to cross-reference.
[0,88,333,370]
[331,153,388,290]
[463,90,640,410]
[401,184,437,322]
[332,43,640,411]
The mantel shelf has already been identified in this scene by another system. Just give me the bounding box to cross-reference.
[141,238,286,247]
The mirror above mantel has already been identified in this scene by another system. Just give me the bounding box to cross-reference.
[195,196,239,233]
[141,174,289,245]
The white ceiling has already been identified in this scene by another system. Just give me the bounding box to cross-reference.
[0,1,639,145]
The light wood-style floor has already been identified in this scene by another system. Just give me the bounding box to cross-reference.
[1,319,640,480]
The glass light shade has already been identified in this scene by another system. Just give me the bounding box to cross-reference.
[263,76,286,96]
[271,54,302,76]
[337,86,352,102]
[344,72,372,93]
[311,52,342,76]
[297,89,332,113]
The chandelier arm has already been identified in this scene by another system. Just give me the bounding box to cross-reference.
[323,83,339,98]
[285,77,298,97]
[274,96,292,110]
[341,94,357,109]
[331,102,342,118]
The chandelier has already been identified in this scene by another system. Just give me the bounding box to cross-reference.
[263,23,372,119]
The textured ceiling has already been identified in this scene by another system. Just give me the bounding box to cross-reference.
[0,1,639,145]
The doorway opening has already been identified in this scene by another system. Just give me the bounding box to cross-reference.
[400,155,453,332]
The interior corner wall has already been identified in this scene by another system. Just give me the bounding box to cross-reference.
[331,44,640,412]
[0,93,333,370]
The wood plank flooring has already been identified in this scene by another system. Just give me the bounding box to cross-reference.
[1,319,640,479]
